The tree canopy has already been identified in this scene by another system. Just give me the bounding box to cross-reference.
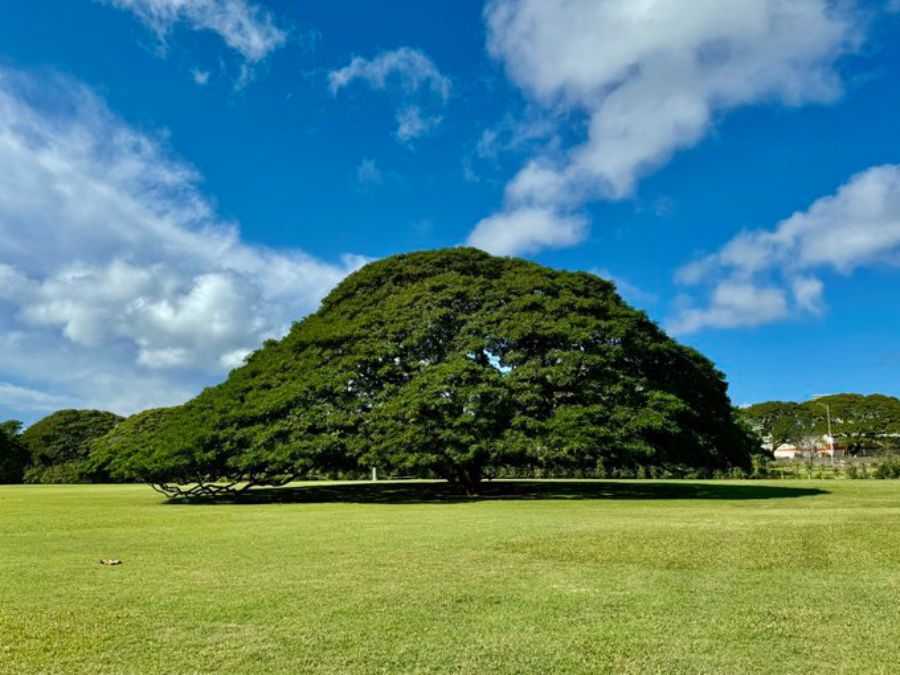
[95,248,756,495]
[741,394,900,456]
[741,402,814,454]
[22,409,123,483]
[809,394,900,455]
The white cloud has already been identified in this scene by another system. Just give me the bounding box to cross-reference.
[191,68,211,85]
[356,158,383,186]
[99,0,288,62]
[670,164,900,332]
[472,0,862,253]
[474,112,556,162]
[669,282,789,334]
[329,47,451,143]
[395,106,442,143]
[791,275,826,314]
[467,207,587,256]
[462,111,559,184]
[329,47,450,99]
[0,67,365,420]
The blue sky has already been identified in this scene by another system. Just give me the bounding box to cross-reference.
[1,0,899,423]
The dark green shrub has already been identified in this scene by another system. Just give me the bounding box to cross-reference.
[0,421,28,484]
[874,455,900,479]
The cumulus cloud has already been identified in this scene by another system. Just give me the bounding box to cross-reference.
[670,164,900,333]
[329,47,451,143]
[471,0,862,254]
[467,207,587,256]
[669,282,790,334]
[99,0,288,62]
[0,67,364,420]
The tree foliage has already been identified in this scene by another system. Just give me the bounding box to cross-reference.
[741,394,900,456]
[808,394,900,455]
[96,248,755,495]
[741,402,813,455]
[21,409,123,483]
[0,420,28,484]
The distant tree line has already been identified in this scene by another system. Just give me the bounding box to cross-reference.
[3,392,899,487]
[740,394,900,456]
[26,252,900,495]
[7,394,900,486]
[0,410,122,484]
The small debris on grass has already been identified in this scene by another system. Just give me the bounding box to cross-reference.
[99,559,123,566]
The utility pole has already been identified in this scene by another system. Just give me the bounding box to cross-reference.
[814,400,834,462]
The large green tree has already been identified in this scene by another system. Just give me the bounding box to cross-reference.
[0,421,28,484]
[97,249,755,495]
[22,409,123,483]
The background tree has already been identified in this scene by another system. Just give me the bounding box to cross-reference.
[99,248,755,496]
[805,394,900,455]
[741,402,813,456]
[0,420,28,484]
[21,409,123,483]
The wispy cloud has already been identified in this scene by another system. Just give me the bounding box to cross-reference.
[99,0,288,62]
[394,105,442,144]
[0,382,74,414]
[329,47,451,144]
[329,47,450,99]
[98,0,290,88]
[191,68,210,85]
[356,158,383,187]
[591,269,658,307]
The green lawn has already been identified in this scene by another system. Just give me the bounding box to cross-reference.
[2,480,899,673]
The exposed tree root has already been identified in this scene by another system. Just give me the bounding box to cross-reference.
[149,476,295,499]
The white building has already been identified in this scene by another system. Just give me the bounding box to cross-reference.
[771,436,836,459]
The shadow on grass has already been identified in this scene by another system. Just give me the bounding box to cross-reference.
[164,480,828,505]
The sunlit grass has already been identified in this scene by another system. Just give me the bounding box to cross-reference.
[2,480,899,673]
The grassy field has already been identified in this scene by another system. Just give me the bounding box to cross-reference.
[2,480,899,673]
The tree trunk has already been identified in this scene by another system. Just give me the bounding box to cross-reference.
[451,465,482,496]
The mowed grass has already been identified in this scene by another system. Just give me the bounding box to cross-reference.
[2,480,900,673]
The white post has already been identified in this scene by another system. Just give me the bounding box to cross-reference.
[371,467,377,482]
[813,397,836,462]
